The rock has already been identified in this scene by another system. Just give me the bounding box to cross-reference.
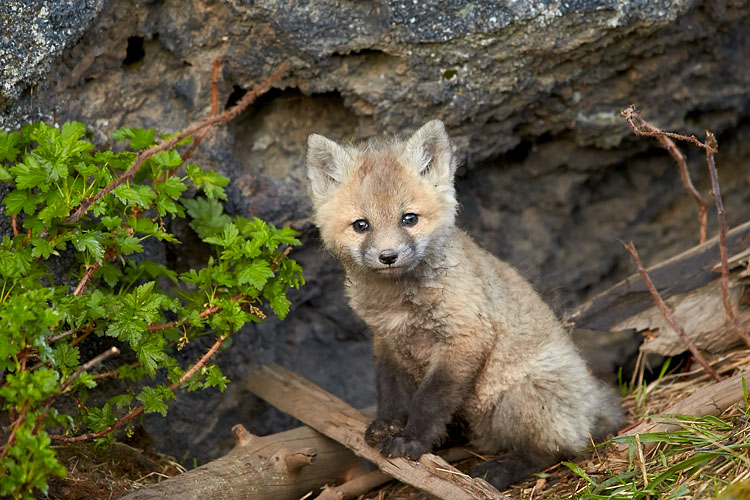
[1,0,750,464]
[0,0,106,118]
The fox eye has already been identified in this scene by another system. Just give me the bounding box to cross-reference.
[352,219,370,233]
[401,213,419,227]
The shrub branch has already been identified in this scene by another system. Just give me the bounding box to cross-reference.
[705,131,750,347]
[64,61,289,225]
[49,336,225,443]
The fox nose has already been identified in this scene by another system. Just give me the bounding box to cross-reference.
[378,250,399,266]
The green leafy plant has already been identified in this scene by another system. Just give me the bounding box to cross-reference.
[0,120,303,499]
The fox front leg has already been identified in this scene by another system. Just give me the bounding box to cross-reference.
[365,354,416,446]
[378,367,464,460]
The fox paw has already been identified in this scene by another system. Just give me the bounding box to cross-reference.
[365,420,404,446]
[378,432,430,460]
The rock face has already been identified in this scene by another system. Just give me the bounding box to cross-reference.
[2,0,750,464]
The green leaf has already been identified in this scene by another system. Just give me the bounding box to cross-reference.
[96,261,123,288]
[155,176,187,199]
[0,166,12,182]
[112,127,156,150]
[0,130,21,162]
[86,404,116,432]
[101,216,122,231]
[11,158,49,190]
[136,385,175,417]
[153,150,182,169]
[71,230,105,262]
[135,335,165,376]
[53,344,80,369]
[204,223,240,248]
[116,235,143,255]
[3,189,38,215]
[182,197,231,240]
[272,226,301,246]
[268,292,291,320]
[203,364,229,392]
[237,259,274,289]
[61,121,87,141]
[108,394,133,410]
[185,164,229,199]
[31,238,59,259]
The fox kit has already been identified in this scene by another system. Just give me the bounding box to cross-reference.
[305,120,623,490]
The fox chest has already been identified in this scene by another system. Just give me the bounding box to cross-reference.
[351,287,449,378]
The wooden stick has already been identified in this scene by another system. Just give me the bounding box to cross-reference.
[316,447,473,500]
[705,131,750,347]
[245,363,507,500]
[623,241,721,381]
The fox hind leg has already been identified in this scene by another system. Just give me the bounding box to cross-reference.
[470,450,555,491]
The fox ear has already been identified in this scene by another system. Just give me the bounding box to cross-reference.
[306,134,354,200]
[403,120,456,187]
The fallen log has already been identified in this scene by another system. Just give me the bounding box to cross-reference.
[118,423,370,500]
[245,363,507,500]
[570,220,750,356]
[570,220,750,332]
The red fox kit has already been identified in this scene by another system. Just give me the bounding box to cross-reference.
[305,120,623,490]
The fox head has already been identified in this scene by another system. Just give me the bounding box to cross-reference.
[305,120,458,276]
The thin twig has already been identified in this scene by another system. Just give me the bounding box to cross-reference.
[65,61,289,224]
[10,214,18,236]
[148,293,245,332]
[705,131,750,347]
[621,105,717,153]
[172,336,225,388]
[211,58,220,118]
[59,346,120,393]
[163,59,222,180]
[620,105,708,243]
[50,336,225,443]
[73,262,101,296]
[92,362,140,380]
[0,401,29,461]
[38,347,122,424]
[623,241,721,382]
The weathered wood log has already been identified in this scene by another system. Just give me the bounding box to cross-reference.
[118,424,370,500]
[570,220,750,356]
[245,363,508,500]
[570,220,750,331]
[316,447,473,500]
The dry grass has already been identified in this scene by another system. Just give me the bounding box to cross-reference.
[41,440,183,499]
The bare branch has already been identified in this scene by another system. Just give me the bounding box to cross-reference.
[620,105,718,153]
[50,336,225,443]
[60,346,121,393]
[64,61,289,224]
[620,105,708,243]
[73,262,101,296]
[623,241,721,382]
[705,131,750,347]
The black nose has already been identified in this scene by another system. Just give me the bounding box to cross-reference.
[378,250,398,265]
